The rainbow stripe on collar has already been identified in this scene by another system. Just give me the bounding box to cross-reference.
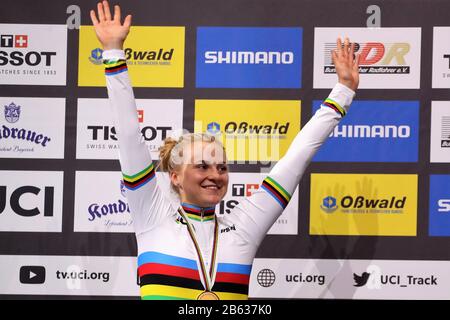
[180,203,215,222]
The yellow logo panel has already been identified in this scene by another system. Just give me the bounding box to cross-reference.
[310,174,418,236]
[195,100,300,162]
[78,26,185,87]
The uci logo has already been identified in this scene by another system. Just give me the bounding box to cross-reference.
[0,186,54,217]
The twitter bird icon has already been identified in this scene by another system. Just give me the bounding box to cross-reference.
[353,272,370,287]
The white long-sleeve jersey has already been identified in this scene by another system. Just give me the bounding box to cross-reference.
[103,49,355,300]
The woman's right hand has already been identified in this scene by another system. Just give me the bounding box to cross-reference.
[90,1,132,51]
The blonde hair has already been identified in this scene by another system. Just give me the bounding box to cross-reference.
[157,133,226,192]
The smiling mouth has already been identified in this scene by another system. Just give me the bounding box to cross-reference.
[201,185,220,190]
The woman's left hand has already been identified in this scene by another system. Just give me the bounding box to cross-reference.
[332,37,360,91]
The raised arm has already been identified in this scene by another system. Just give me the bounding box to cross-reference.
[91,1,175,233]
[229,38,360,247]
[90,1,131,51]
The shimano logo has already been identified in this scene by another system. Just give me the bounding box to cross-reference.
[330,125,411,138]
[205,51,294,64]
[438,199,450,212]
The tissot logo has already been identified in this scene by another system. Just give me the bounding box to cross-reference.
[77,98,183,160]
[217,172,298,235]
[433,28,450,88]
[19,265,46,284]
[0,24,67,85]
[0,34,28,48]
[86,125,171,141]
[231,184,259,197]
[443,54,450,69]
[0,33,56,66]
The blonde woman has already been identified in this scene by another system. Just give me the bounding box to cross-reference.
[91,0,359,300]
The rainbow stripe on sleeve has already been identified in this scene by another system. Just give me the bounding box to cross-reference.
[122,163,155,191]
[104,59,128,76]
[323,98,346,117]
[261,176,291,209]
[138,251,250,300]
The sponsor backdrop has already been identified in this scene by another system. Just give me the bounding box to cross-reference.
[0,0,449,299]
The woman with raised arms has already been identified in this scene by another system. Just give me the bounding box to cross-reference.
[91,0,359,300]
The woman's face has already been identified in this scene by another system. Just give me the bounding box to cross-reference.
[171,141,229,207]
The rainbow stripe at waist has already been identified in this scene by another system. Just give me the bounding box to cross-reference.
[138,251,251,300]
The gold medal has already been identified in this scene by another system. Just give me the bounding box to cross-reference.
[178,207,220,299]
[197,291,220,300]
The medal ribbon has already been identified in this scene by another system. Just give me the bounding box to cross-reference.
[178,207,219,292]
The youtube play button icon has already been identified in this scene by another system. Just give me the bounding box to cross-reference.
[20,266,46,284]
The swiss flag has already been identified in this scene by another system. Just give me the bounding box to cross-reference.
[15,35,28,48]
[246,184,259,196]
[137,110,144,123]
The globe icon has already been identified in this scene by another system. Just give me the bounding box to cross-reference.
[257,269,276,287]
